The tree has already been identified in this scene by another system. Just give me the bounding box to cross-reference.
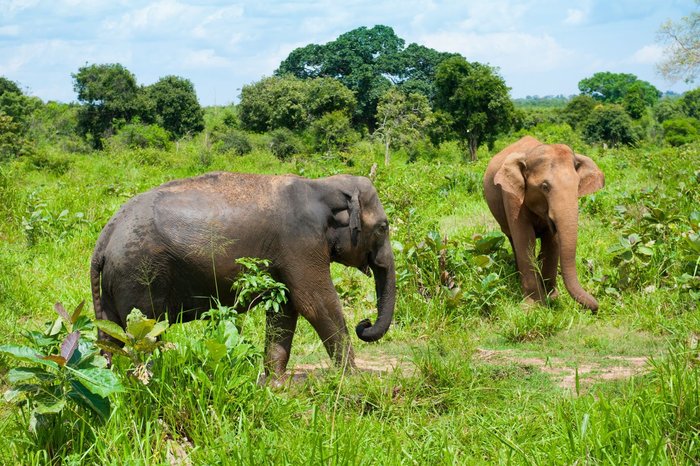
[0,77,39,158]
[309,111,358,156]
[145,75,204,139]
[662,117,700,146]
[582,104,637,147]
[562,94,597,129]
[656,1,700,83]
[681,87,700,119]
[434,57,514,161]
[578,72,661,105]
[277,25,453,130]
[72,63,144,147]
[374,88,434,165]
[238,75,355,132]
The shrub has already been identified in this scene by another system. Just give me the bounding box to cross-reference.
[662,117,700,146]
[109,121,171,150]
[267,128,302,159]
[583,104,637,147]
[214,129,253,155]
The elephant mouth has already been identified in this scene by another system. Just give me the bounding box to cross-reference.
[360,263,372,277]
[548,218,557,235]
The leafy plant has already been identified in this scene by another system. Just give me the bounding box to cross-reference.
[0,301,122,430]
[94,309,169,385]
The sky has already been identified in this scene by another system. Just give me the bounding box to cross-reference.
[0,0,697,106]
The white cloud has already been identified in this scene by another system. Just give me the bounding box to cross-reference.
[420,30,574,71]
[192,5,245,40]
[628,44,663,64]
[0,25,21,36]
[102,0,197,37]
[182,49,232,68]
[564,8,587,25]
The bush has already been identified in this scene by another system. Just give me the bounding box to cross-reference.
[267,128,302,159]
[214,129,253,156]
[583,104,637,147]
[662,117,700,146]
[309,111,358,156]
[109,122,171,150]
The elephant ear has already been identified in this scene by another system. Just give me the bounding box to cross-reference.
[348,188,362,246]
[494,151,527,206]
[575,153,605,197]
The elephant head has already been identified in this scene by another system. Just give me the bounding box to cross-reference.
[320,175,396,342]
[492,140,604,311]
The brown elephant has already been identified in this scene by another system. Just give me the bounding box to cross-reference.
[90,172,396,382]
[483,136,604,312]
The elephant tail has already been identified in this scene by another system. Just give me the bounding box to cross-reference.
[90,245,106,323]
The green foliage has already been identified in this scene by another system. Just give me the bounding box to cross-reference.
[309,110,358,156]
[230,257,288,314]
[434,56,514,161]
[0,113,34,161]
[662,117,700,146]
[681,87,700,119]
[108,120,171,150]
[0,301,122,434]
[73,63,144,148]
[267,127,303,159]
[144,75,204,138]
[239,75,355,133]
[578,71,661,105]
[213,128,253,155]
[277,25,454,129]
[95,309,170,385]
[583,104,637,147]
[374,87,434,164]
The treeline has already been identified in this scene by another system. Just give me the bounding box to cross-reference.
[1,25,699,165]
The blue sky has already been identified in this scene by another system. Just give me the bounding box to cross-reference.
[0,0,697,106]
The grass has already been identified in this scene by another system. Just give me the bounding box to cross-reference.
[0,136,699,464]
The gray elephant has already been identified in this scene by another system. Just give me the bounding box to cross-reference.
[90,172,396,382]
[483,136,604,312]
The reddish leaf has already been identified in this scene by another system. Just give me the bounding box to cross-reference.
[60,331,80,362]
[41,354,67,366]
[70,300,85,324]
[54,302,71,323]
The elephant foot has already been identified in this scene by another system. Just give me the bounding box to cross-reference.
[257,371,291,388]
[547,289,559,300]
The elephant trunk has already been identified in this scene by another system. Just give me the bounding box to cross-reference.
[356,240,396,342]
[555,203,599,313]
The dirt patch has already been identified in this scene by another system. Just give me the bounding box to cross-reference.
[287,349,648,391]
[475,348,648,390]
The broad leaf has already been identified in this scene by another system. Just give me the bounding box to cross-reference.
[34,396,66,415]
[66,366,123,398]
[146,319,169,339]
[70,300,85,324]
[41,355,67,366]
[7,367,54,384]
[60,331,80,362]
[69,380,111,420]
[94,340,130,358]
[54,302,71,323]
[95,320,129,344]
[0,344,58,369]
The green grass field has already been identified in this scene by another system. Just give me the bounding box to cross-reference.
[0,136,699,464]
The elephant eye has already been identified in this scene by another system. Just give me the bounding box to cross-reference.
[541,182,551,193]
[375,221,389,236]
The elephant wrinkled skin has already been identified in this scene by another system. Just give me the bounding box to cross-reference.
[483,136,605,312]
[91,172,396,382]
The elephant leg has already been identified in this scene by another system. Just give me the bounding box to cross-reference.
[540,231,560,299]
[511,225,546,303]
[264,303,299,379]
[294,281,355,372]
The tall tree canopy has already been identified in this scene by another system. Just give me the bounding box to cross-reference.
[656,1,700,83]
[276,25,453,129]
[578,72,661,105]
[144,76,204,138]
[73,63,143,147]
[434,56,514,161]
[238,75,355,132]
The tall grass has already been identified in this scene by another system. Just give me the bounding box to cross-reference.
[0,136,698,463]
